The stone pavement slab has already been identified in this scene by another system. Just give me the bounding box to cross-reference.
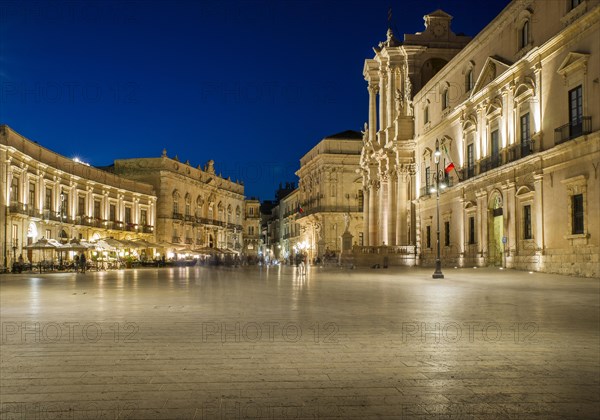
[1,266,598,419]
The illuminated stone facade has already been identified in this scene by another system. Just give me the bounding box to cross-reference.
[0,125,157,268]
[113,153,245,258]
[243,199,261,258]
[295,131,364,262]
[360,1,600,277]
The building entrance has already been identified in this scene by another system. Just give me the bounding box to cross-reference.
[488,194,504,267]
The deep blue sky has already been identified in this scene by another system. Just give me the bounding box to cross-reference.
[0,0,511,200]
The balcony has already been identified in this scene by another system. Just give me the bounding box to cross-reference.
[143,225,154,233]
[193,216,227,227]
[172,236,181,243]
[124,223,138,232]
[8,201,27,216]
[82,217,105,228]
[479,154,502,174]
[460,166,476,180]
[9,202,42,218]
[420,176,454,198]
[184,214,194,222]
[185,238,193,245]
[508,139,533,162]
[172,212,183,220]
[296,205,362,218]
[555,116,592,144]
[106,221,124,230]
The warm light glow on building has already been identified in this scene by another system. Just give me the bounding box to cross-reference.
[72,157,90,166]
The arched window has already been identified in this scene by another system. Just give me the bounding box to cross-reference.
[464,61,475,93]
[520,20,529,49]
[196,196,203,217]
[466,70,473,91]
[185,193,191,216]
[442,87,450,110]
[217,202,224,221]
[424,105,430,124]
[172,190,180,215]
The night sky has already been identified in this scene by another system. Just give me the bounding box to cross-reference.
[0,0,511,200]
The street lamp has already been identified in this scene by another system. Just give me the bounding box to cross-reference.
[431,139,445,279]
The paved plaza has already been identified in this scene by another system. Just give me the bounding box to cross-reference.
[0,265,599,419]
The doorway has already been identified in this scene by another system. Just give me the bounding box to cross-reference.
[488,194,504,266]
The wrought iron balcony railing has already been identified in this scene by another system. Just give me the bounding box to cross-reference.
[555,116,592,144]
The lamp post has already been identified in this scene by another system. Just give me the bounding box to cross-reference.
[12,238,18,268]
[432,140,445,279]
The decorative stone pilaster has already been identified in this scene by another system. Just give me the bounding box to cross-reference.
[368,84,378,142]
[363,183,370,246]
[476,189,488,261]
[379,71,388,134]
[369,178,378,246]
[533,173,544,253]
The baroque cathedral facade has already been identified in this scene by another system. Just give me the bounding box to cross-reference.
[359,1,599,277]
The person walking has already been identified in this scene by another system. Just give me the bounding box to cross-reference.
[74,254,79,273]
[17,254,24,273]
[79,251,87,274]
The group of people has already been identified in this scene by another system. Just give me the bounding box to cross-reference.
[73,252,87,273]
[13,251,87,273]
[295,253,307,275]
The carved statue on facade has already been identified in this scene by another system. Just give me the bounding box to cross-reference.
[361,122,368,142]
[395,88,403,113]
[314,222,323,240]
[404,65,414,116]
[343,212,351,232]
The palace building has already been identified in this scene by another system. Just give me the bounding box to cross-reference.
[295,131,364,262]
[243,198,261,259]
[0,125,157,268]
[112,153,245,259]
[358,0,599,277]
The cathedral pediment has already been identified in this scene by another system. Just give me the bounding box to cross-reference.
[426,9,453,19]
[556,52,589,79]
[471,56,512,97]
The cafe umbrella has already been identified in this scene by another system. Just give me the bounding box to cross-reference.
[25,237,62,269]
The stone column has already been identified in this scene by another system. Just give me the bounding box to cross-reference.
[476,190,488,261]
[118,193,124,227]
[533,173,544,252]
[457,197,465,261]
[506,83,515,147]
[501,88,509,162]
[368,84,378,142]
[378,177,385,246]
[379,71,387,137]
[363,184,370,246]
[387,171,395,246]
[36,171,44,214]
[476,104,485,165]
[368,179,377,246]
[102,190,109,222]
[387,67,394,130]
[504,182,516,265]
[396,170,408,246]
[379,175,388,246]
[533,63,542,139]
[133,197,139,227]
